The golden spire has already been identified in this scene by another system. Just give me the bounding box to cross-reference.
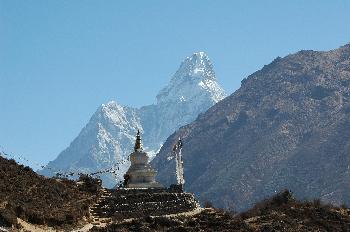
[134,129,143,152]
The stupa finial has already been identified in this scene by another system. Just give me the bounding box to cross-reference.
[134,129,143,152]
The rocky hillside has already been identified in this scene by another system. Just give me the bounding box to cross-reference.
[0,155,100,229]
[152,43,350,211]
[1,156,350,231]
[41,52,226,188]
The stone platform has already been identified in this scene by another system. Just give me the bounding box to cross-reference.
[90,187,199,221]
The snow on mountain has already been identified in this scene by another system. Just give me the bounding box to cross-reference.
[156,52,225,104]
[41,52,226,187]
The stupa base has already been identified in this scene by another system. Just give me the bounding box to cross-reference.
[126,182,163,188]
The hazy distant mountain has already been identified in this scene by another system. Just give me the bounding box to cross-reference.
[152,43,350,211]
[41,52,226,187]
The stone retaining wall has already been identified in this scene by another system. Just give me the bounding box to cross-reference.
[92,188,198,220]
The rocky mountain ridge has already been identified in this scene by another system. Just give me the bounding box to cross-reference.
[41,52,226,187]
[152,43,350,211]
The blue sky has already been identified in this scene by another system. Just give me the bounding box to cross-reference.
[1,0,350,167]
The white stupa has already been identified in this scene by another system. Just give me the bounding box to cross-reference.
[124,130,163,188]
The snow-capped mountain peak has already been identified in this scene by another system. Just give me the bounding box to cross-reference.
[176,51,215,80]
[41,52,226,187]
[156,52,225,105]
